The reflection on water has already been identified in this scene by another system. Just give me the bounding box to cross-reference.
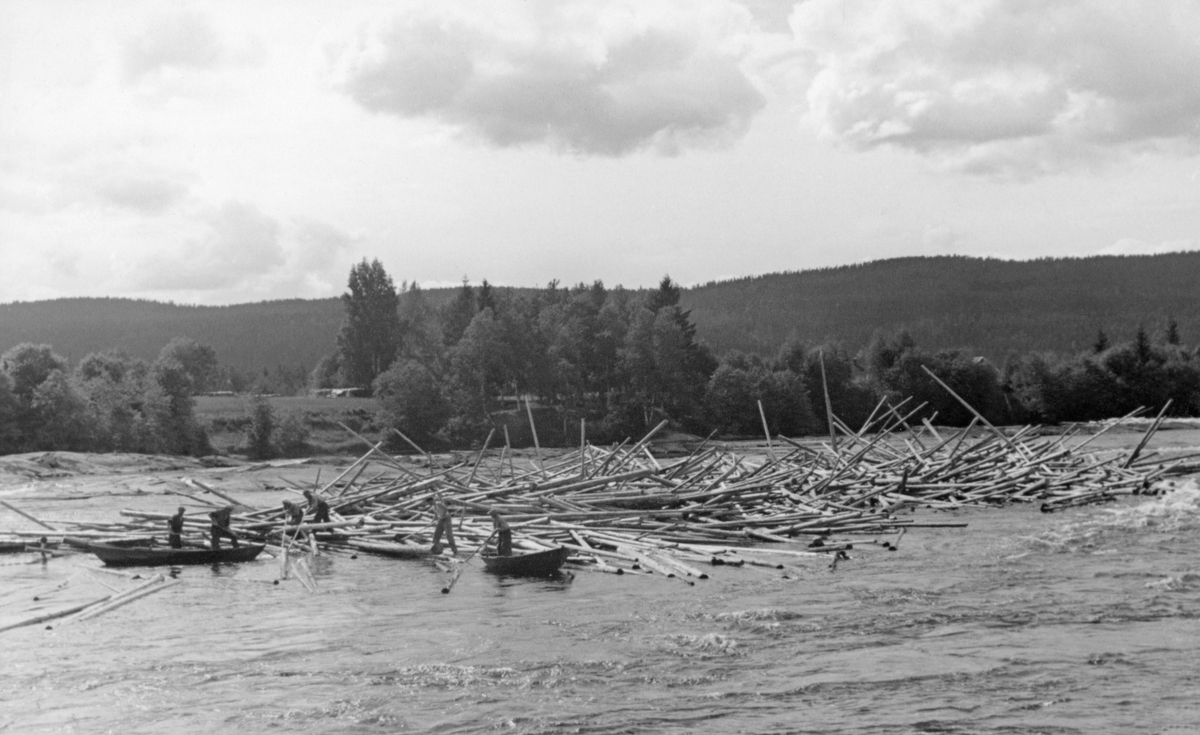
[2,484,1199,734]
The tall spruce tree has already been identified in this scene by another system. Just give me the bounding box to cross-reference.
[337,259,402,389]
[1165,316,1181,346]
[441,278,477,347]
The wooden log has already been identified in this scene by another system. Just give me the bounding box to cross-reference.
[74,579,180,622]
[0,594,114,634]
[183,478,253,509]
[0,500,59,531]
[1123,401,1171,468]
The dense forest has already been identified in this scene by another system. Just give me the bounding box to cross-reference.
[4,253,1199,376]
[684,253,1200,359]
[0,297,346,385]
[2,253,1199,457]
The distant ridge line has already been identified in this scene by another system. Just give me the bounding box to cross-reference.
[2,252,1198,371]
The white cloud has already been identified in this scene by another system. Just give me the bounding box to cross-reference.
[123,12,225,81]
[122,204,362,301]
[133,201,285,290]
[921,223,964,252]
[93,175,190,214]
[788,0,1200,176]
[332,0,767,156]
[0,132,193,216]
[291,218,357,272]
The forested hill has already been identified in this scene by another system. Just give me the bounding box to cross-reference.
[682,253,1200,360]
[1,253,1197,372]
[0,298,345,373]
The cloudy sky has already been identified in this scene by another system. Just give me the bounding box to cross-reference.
[2,0,1198,305]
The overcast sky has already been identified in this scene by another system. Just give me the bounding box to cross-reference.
[2,0,1198,305]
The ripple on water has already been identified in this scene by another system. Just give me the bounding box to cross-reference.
[661,632,742,658]
[5,483,1200,735]
[1032,481,1200,552]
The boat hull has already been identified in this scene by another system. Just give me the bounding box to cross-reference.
[482,547,569,577]
[88,542,265,567]
[346,540,436,559]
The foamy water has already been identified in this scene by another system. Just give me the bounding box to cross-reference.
[2,483,1199,734]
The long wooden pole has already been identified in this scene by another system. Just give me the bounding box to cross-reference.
[524,396,547,480]
[1123,400,1171,468]
[818,350,838,454]
[442,529,498,594]
[0,500,59,531]
[757,400,776,461]
[920,365,1016,450]
[466,428,495,486]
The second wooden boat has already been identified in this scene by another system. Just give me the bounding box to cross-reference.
[482,547,570,577]
[88,541,265,567]
[345,539,437,559]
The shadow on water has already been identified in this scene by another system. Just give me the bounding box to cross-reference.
[487,570,575,594]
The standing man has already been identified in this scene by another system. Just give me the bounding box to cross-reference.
[303,489,331,524]
[167,506,186,549]
[281,499,304,527]
[489,509,512,556]
[209,506,240,550]
[429,492,457,555]
[281,499,307,547]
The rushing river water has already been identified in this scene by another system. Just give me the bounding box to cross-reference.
[2,479,1199,734]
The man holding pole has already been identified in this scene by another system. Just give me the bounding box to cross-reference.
[429,493,457,555]
[490,509,512,556]
[209,506,240,550]
[303,489,331,524]
[167,506,186,549]
[281,500,304,526]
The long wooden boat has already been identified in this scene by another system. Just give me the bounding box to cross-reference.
[345,539,436,559]
[65,536,156,551]
[88,541,265,567]
[482,547,570,577]
[1,540,63,554]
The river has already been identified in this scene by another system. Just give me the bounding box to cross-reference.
[2,475,1199,734]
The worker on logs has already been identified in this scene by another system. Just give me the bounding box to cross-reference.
[167,506,186,549]
[281,499,308,547]
[303,489,331,524]
[489,509,512,556]
[429,492,457,555]
[282,499,304,527]
[209,506,240,550]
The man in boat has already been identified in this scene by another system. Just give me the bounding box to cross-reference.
[429,492,457,555]
[167,506,186,549]
[209,505,241,550]
[303,489,331,524]
[489,509,512,556]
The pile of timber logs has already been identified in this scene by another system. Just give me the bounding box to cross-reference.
[3,398,1195,583]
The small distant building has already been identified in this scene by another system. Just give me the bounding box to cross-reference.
[329,387,371,398]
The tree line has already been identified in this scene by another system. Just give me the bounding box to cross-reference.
[684,253,1200,360]
[0,338,216,455]
[3,257,1198,457]
[323,259,1200,451]
[7,252,1200,380]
